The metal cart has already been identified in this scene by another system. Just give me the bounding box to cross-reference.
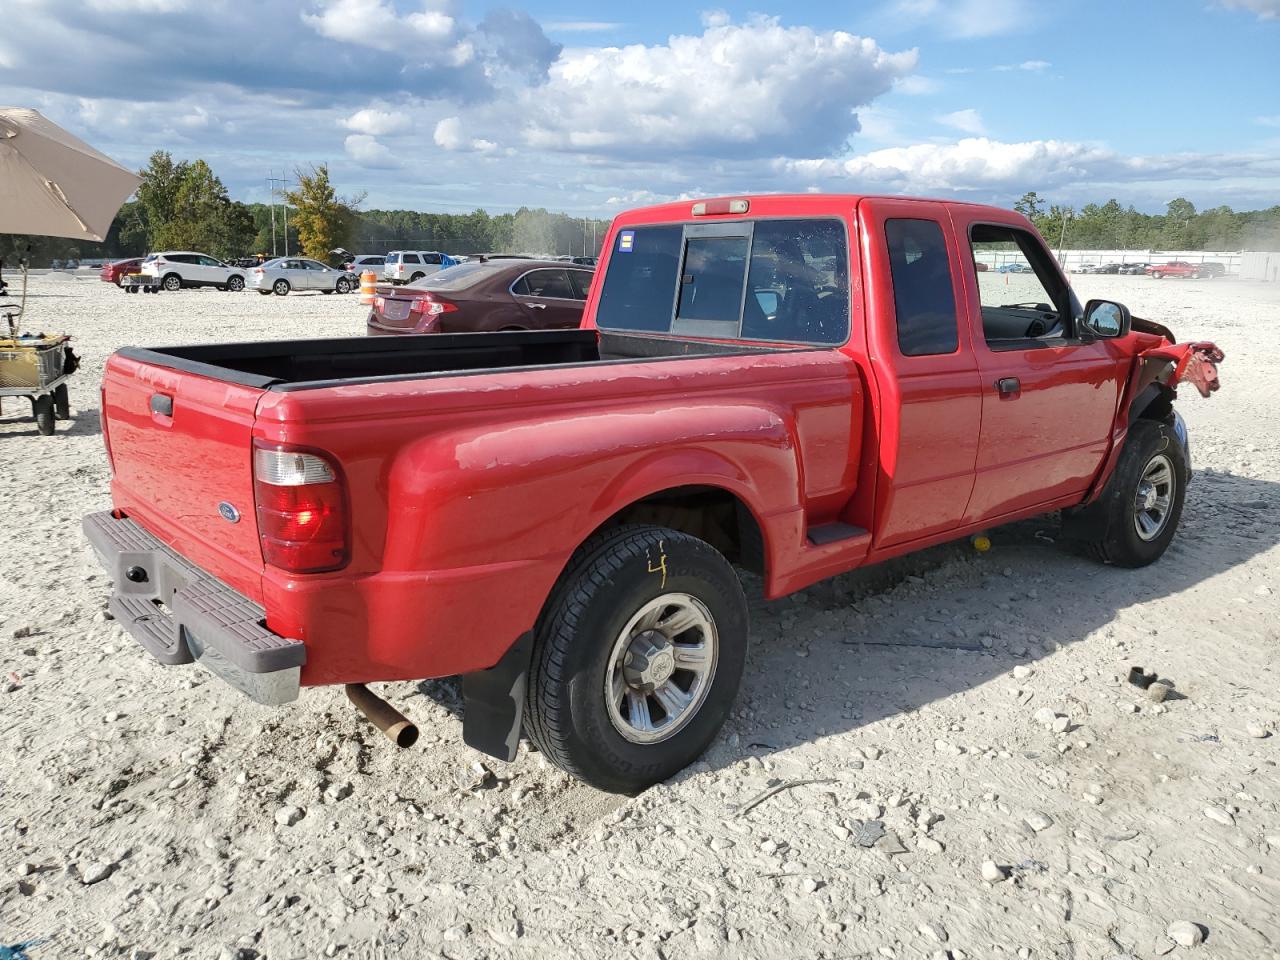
[121,272,161,294]
[0,261,78,436]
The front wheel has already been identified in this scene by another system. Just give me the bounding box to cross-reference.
[1069,419,1187,568]
[33,395,55,435]
[335,278,352,294]
[525,525,749,794]
[273,279,290,296]
[53,384,70,420]
[227,275,245,292]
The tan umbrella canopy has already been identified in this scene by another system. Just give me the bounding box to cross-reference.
[0,107,141,242]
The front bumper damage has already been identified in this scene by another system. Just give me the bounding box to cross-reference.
[82,511,305,705]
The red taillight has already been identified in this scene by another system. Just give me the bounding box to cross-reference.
[100,385,114,473]
[252,268,263,275]
[410,294,457,316]
[252,442,349,573]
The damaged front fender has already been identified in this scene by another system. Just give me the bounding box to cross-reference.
[1136,341,1224,399]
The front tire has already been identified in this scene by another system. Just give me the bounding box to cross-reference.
[526,525,749,794]
[33,395,55,435]
[53,384,70,420]
[335,278,352,294]
[1070,419,1186,568]
[227,275,245,292]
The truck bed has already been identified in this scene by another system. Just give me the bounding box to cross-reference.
[116,330,787,390]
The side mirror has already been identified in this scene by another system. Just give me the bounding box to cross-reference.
[1081,299,1131,339]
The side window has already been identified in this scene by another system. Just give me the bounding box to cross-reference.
[742,219,849,345]
[885,219,958,357]
[520,269,574,299]
[595,225,683,333]
[404,254,421,265]
[200,256,221,267]
[424,253,441,265]
[968,224,1073,344]
[568,270,592,300]
[676,236,749,323]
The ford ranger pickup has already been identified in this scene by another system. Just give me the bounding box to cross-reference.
[84,194,1223,793]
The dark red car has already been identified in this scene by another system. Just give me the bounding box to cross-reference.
[366,259,594,335]
[100,258,144,287]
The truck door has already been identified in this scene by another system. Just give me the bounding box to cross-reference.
[858,199,982,547]
[948,209,1126,520]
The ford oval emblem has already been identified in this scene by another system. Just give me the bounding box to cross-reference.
[218,501,241,523]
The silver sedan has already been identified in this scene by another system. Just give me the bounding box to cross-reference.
[248,257,359,296]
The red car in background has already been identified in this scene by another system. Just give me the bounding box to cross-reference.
[366,258,594,335]
[100,258,144,287]
[1145,261,1211,279]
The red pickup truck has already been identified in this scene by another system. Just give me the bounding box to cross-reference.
[1145,261,1212,279]
[84,194,1222,793]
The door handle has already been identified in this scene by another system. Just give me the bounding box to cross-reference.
[995,377,1021,396]
[529,303,547,310]
[150,393,173,416]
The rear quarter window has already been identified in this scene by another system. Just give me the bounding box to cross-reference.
[885,219,959,357]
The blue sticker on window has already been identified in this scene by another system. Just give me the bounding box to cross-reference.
[617,230,635,253]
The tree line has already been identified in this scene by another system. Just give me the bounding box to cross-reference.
[4,151,1278,266]
[1,151,612,267]
[1014,192,1280,252]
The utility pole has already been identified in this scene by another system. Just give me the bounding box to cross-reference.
[1056,209,1072,263]
[267,173,292,257]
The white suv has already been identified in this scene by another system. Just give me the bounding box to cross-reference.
[382,250,456,284]
[141,252,246,292]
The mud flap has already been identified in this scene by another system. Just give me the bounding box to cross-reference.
[461,632,534,762]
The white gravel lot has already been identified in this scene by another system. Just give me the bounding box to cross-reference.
[1,272,1277,960]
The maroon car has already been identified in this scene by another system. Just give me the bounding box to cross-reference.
[366,259,594,336]
[100,258,144,287]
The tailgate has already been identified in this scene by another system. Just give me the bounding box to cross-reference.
[102,354,267,601]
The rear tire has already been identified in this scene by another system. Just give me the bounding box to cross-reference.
[34,395,55,435]
[53,384,70,420]
[525,525,749,794]
[161,273,182,292]
[409,272,425,282]
[1069,419,1186,568]
[1151,271,1163,279]
[273,279,290,296]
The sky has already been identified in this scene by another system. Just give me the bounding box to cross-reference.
[1,0,1277,217]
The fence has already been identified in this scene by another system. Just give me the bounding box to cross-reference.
[1240,251,1280,282]
[976,249,1246,274]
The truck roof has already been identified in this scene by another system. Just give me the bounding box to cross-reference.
[613,193,1008,226]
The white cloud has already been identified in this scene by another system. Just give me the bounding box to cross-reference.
[303,0,464,58]
[344,133,400,168]
[1220,0,1280,19]
[433,116,496,152]
[895,74,940,95]
[344,108,410,136]
[938,108,985,134]
[777,137,1280,198]
[886,0,1036,38]
[994,59,1049,71]
[86,0,193,9]
[520,16,915,157]
[543,21,621,32]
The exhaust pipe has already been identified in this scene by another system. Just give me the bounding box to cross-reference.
[345,683,419,748]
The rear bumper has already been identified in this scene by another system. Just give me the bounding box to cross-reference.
[82,511,305,705]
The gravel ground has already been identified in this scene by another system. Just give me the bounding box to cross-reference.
[1,273,1277,960]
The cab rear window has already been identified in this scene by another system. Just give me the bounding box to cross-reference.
[595,219,849,345]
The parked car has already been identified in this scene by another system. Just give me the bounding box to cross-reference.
[1092,263,1126,275]
[1071,264,1097,274]
[1145,261,1203,279]
[344,254,386,275]
[973,260,989,272]
[247,257,358,296]
[1119,262,1150,274]
[84,193,1224,794]
[99,258,144,287]
[1199,262,1226,278]
[140,252,246,291]
[382,250,457,284]
[367,259,594,335]
[996,262,1031,273]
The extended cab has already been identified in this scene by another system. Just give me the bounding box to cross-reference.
[85,195,1223,793]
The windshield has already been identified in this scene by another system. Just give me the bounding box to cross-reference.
[405,262,497,290]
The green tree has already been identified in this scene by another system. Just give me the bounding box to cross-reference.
[1013,191,1044,219]
[136,151,185,250]
[283,164,362,260]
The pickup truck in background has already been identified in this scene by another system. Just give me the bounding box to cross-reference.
[1145,261,1218,279]
[84,194,1223,793]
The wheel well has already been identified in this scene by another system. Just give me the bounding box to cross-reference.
[594,485,765,575]
[1128,382,1174,424]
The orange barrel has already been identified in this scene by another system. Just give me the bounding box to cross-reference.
[360,270,377,305]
